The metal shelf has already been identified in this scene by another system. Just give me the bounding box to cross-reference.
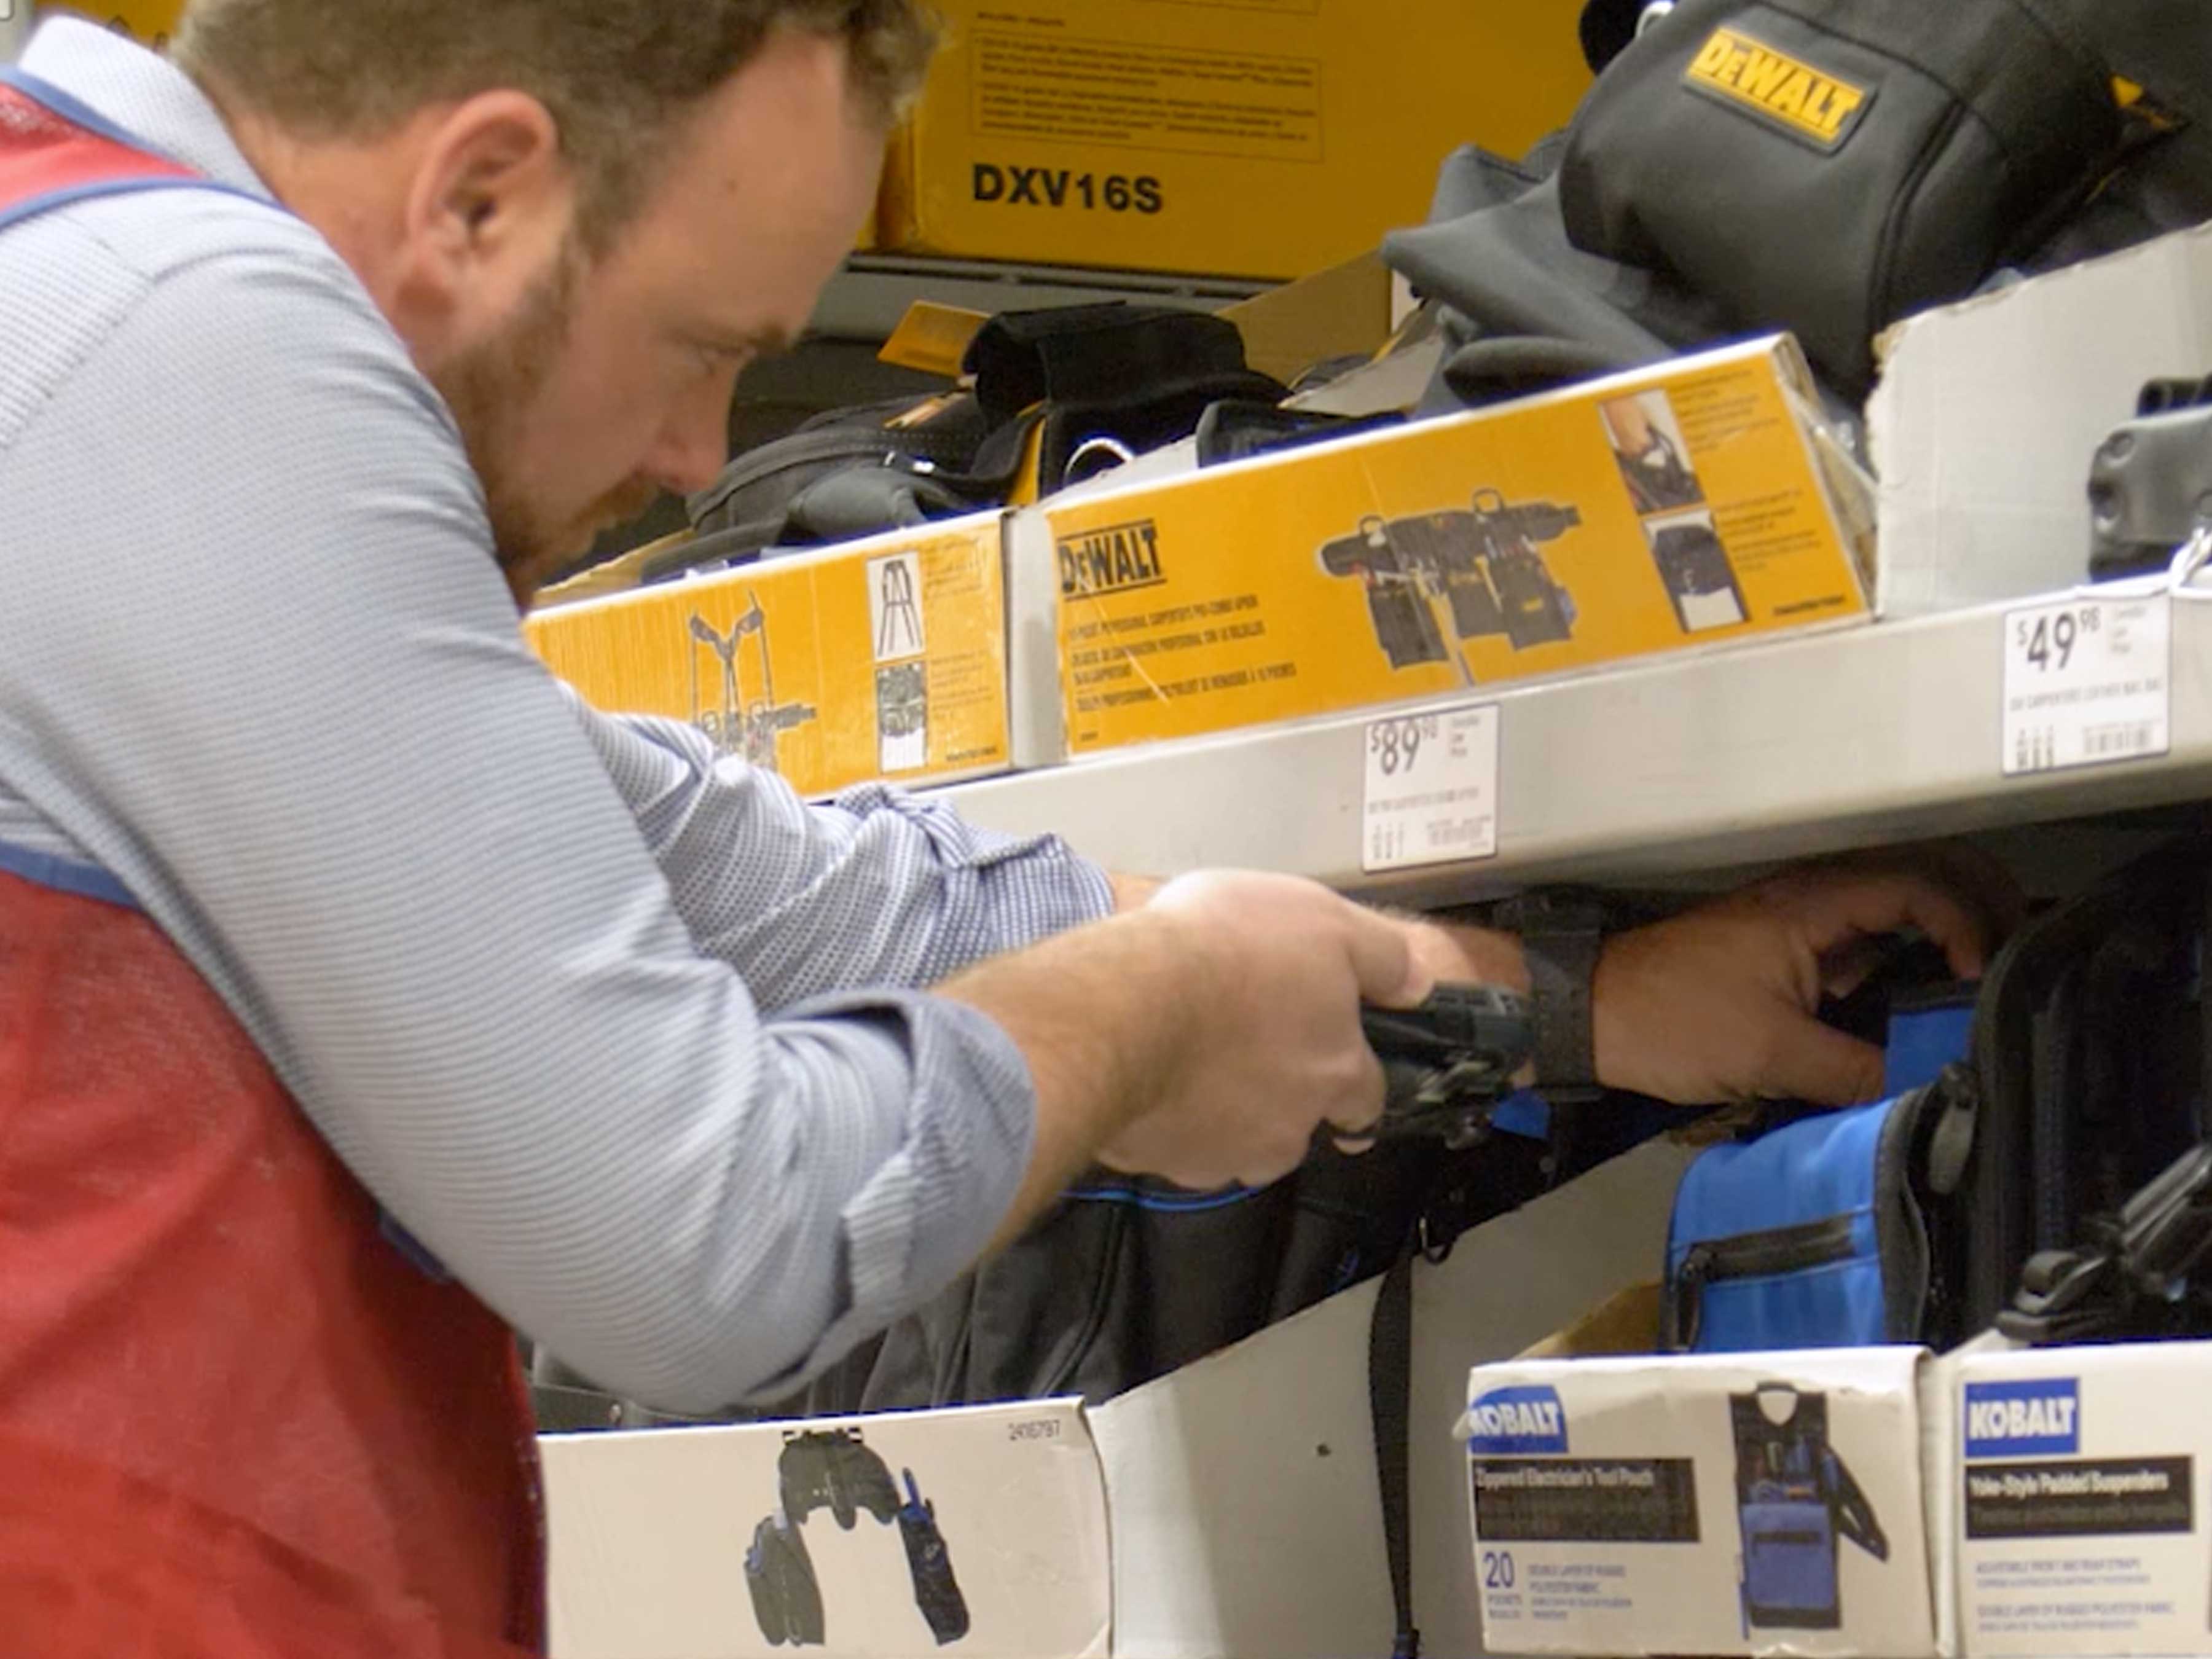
[940,587,2212,902]
[809,254,1271,340]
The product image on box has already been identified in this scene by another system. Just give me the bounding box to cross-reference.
[876,661,928,774]
[1646,511,1749,634]
[746,1512,826,1648]
[871,551,926,660]
[688,599,819,775]
[1602,390,1707,517]
[1730,1385,1889,1634]
[1319,490,1581,678]
[746,1429,971,1649]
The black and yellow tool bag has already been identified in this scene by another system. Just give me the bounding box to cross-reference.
[1559,0,2124,392]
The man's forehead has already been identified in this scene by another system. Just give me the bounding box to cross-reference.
[621,39,878,347]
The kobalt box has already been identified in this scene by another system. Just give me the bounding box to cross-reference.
[1461,1346,1954,1657]
[1956,1341,2212,1658]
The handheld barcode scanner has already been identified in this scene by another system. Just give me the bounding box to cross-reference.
[1353,985,1535,1151]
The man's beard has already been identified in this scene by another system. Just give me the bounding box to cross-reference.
[435,244,657,605]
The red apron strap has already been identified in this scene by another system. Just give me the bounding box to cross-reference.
[0,71,196,227]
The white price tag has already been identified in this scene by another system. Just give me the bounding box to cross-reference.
[2002,594,2171,778]
[1361,705,1499,874]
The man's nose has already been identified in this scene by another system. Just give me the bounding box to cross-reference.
[642,394,733,498]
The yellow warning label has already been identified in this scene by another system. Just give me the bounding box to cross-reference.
[1685,27,1869,149]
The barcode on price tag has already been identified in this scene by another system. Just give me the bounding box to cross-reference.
[1361,704,1499,873]
[2001,595,2171,778]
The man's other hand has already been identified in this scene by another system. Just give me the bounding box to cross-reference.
[1408,855,2016,1110]
[1589,863,2000,1106]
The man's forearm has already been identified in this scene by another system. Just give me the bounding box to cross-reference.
[936,906,1202,1253]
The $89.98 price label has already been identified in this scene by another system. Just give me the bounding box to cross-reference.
[1361,705,1500,873]
[2002,595,2171,778]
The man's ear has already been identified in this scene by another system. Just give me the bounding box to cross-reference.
[399,90,573,318]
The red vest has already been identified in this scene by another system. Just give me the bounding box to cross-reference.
[0,73,545,1657]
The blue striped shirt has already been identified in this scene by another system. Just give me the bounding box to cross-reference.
[0,19,1112,1411]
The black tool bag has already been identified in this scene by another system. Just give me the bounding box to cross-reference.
[1956,834,2211,1332]
[680,391,1008,562]
[1558,0,2122,394]
[790,1137,1546,1415]
[790,1085,1695,1419]
[661,305,1284,581]
[1649,835,2208,1351]
[1392,2,2209,418]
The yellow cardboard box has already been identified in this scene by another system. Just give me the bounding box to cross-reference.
[879,0,1590,280]
[528,516,1015,798]
[84,1,182,45]
[1013,336,1873,758]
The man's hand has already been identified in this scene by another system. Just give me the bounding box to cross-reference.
[1403,860,2009,1109]
[940,869,1430,1245]
[1096,871,1432,1186]
[1588,865,1993,1106]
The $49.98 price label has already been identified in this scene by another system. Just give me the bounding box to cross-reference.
[2002,595,2171,778]
[1361,705,1500,873]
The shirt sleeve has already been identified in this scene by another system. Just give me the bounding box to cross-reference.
[0,208,1046,1411]
[570,699,1114,1009]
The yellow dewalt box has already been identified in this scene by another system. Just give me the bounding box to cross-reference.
[1010,336,1875,759]
[879,0,1590,280]
[528,516,1016,798]
[85,2,183,45]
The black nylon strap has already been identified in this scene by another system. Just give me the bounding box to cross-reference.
[1369,1254,1421,1659]
[1499,890,1606,1098]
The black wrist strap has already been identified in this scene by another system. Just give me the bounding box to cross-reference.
[1500,891,1605,1099]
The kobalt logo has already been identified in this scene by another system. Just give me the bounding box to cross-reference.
[1057,520,1165,599]
[1964,1379,2081,1458]
[1465,1386,1569,1455]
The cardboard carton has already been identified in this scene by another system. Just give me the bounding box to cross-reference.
[1955,1339,2212,1658]
[1870,222,2212,618]
[1011,335,1875,764]
[527,515,1014,798]
[1462,1345,1955,1658]
[877,0,1590,280]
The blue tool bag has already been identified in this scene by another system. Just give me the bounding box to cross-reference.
[1730,1385,1888,1632]
[1664,997,1977,1352]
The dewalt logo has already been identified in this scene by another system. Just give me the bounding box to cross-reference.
[1685,27,1870,151]
[1057,520,1166,600]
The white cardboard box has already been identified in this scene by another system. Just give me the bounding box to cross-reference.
[1869,221,2212,619]
[1462,1346,1953,1658]
[545,1399,1109,1658]
[543,1134,1697,1659]
[1956,1339,2212,1658]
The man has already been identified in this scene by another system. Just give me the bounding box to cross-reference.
[0,3,1991,1651]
